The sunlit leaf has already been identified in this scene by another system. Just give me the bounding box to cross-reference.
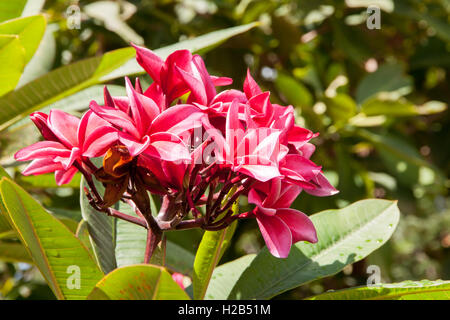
[88,264,190,300]
[308,280,450,300]
[207,199,400,300]
[0,178,103,300]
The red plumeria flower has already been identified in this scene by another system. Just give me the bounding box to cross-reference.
[14,109,118,185]
[133,44,232,107]
[14,47,339,260]
[90,77,203,162]
[248,178,318,258]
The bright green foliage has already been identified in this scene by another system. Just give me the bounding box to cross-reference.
[88,265,190,300]
[193,201,238,300]
[308,280,450,300]
[0,178,103,300]
[207,200,400,299]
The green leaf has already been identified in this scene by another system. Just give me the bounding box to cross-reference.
[0,0,27,23]
[165,241,195,277]
[114,200,195,275]
[0,165,12,234]
[308,280,450,300]
[205,254,255,300]
[208,199,400,300]
[274,72,313,109]
[0,23,257,130]
[87,264,190,300]
[80,177,117,274]
[75,219,95,258]
[0,241,32,263]
[114,201,147,268]
[17,23,57,86]
[355,63,413,104]
[0,34,26,96]
[19,172,82,188]
[0,47,131,130]
[0,15,46,63]
[361,96,447,117]
[324,93,357,128]
[0,178,103,300]
[357,129,445,187]
[193,201,238,300]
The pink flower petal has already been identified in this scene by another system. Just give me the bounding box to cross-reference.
[14,141,70,161]
[244,69,262,99]
[149,104,204,136]
[55,166,79,186]
[304,172,339,197]
[132,43,163,83]
[277,208,318,244]
[89,100,140,138]
[147,132,191,162]
[21,158,64,176]
[118,132,151,156]
[256,213,292,258]
[48,109,80,147]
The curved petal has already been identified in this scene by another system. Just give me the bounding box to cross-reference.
[132,43,163,82]
[82,126,119,157]
[89,100,140,138]
[55,166,79,186]
[210,89,247,105]
[14,141,70,161]
[125,77,160,135]
[256,213,292,258]
[192,54,217,103]
[280,154,322,181]
[244,69,262,99]
[21,158,64,176]
[211,76,233,87]
[149,104,204,136]
[30,112,58,141]
[55,147,81,169]
[147,132,191,162]
[304,172,339,197]
[277,208,318,243]
[176,65,207,106]
[236,155,282,182]
[118,132,151,156]
[48,109,80,147]
[274,183,301,208]
[77,110,111,147]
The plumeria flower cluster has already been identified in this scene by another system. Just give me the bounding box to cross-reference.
[15,45,337,259]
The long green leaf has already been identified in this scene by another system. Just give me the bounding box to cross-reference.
[114,200,195,274]
[193,201,238,300]
[0,165,12,234]
[0,34,25,96]
[357,129,445,187]
[114,201,148,268]
[0,23,257,130]
[308,280,450,300]
[0,241,32,263]
[80,177,117,274]
[0,177,103,300]
[88,264,190,300]
[0,0,27,23]
[205,254,255,300]
[355,63,412,104]
[207,199,400,300]
[0,15,46,63]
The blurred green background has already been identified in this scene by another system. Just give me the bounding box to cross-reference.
[0,0,449,299]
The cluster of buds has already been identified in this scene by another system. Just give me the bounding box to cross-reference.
[15,45,337,259]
